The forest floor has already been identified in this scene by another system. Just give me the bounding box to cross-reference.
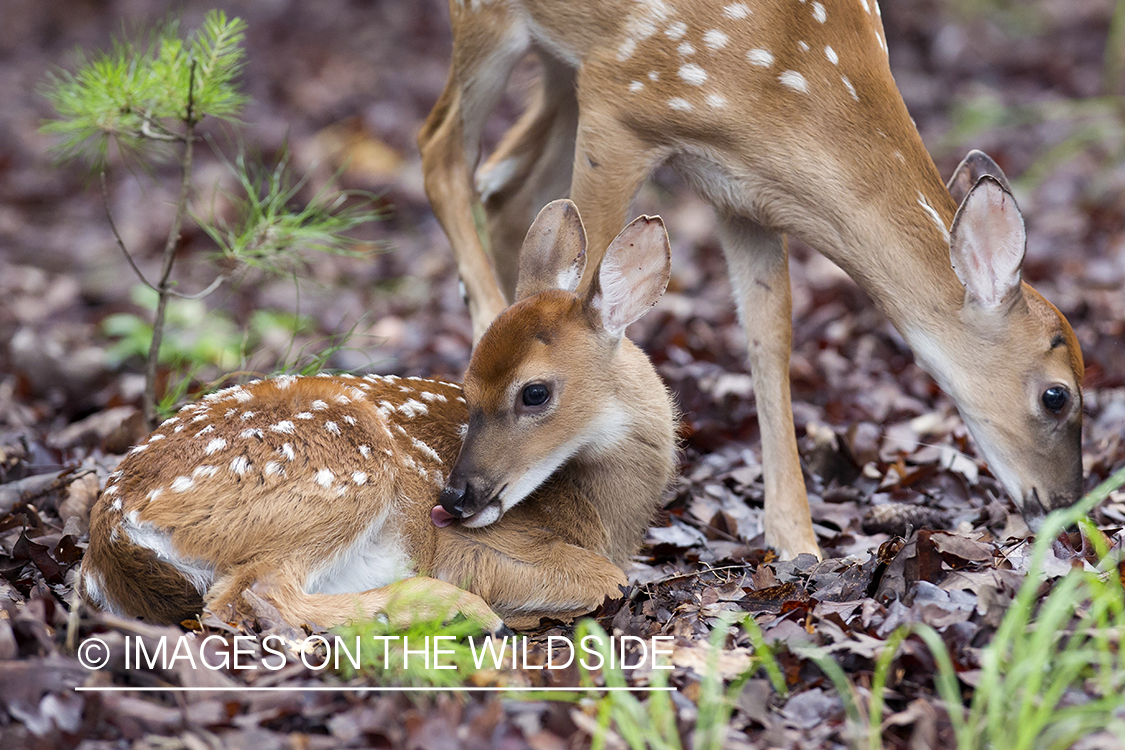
[1,1,1124,748]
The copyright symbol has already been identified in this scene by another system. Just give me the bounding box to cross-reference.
[77,637,110,670]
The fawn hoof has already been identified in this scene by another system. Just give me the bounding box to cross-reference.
[492,623,516,638]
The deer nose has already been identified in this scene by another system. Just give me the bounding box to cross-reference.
[439,482,471,517]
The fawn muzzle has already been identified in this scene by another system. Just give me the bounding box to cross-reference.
[434,474,503,528]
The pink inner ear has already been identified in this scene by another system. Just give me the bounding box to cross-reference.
[597,216,671,336]
[950,180,1025,308]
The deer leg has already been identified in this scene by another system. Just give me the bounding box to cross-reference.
[434,528,627,629]
[477,55,579,301]
[418,6,527,344]
[718,217,821,560]
[566,102,660,288]
[209,569,505,631]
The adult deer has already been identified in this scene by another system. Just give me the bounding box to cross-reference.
[81,202,677,631]
[418,0,1085,558]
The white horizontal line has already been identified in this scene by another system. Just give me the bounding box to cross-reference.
[75,686,674,693]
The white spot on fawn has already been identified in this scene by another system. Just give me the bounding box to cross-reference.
[171,476,194,493]
[240,411,255,420]
[359,444,371,458]
[280,443,296,461]
[129,444,148,455]
[678,41,695,56]
[859,0,870,13]
[147,488,163,503]
[174,425,185,433]
[344,415,357,425]
[230,387,253,403]
[224,409,236,418]
[411,437,442,463]
[706,93,727,109]
[398,400,428,418]
[264,461,284,478]
[420,392,448,403]
[160,417,180,428]
[825,45,838,64]
[111,498,123,511]
[747,48,774,67]
[191,415,208,424]
[812,2,827,23]
[325,421,341,435]
[240,428,263,439]
[230,456,250,476]
[196,424,215,436]
[617,38,637,61]
[629,80,644,92]
[703,29,729,50]
[648,70,660,81]
[204,438,227,456]
[841,75,859,100]
[315,469,335,488]
[193,465,218,479]
[352,472,368,485]
[665,21,687,39]
[274,375,297,390]
[337,394,353,405]
[679,63,708,86]
[798,40,810,52]
[668,97,693,112]
[723,3,750,19]
[269,421,295,435]
[148,434,165,443]
[779,70,809,93]
[103,485,119,496]
[295,412,314,420]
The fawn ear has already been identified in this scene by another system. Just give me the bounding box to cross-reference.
[515,199,588,301]
[949,175,1026,309]
[947,150,1012,207]
[587,215,671,339]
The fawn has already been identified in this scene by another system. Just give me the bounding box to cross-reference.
[81,201,677,631]
[418,0,1085,558]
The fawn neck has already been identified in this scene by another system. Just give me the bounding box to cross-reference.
[559,338,677,565]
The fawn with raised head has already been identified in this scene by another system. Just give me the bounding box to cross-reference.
[418,0,1085,558]
[81,201,677,631]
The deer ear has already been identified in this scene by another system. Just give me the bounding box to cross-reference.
[515,199,588,301]
[949,175,1026,309]
[947,150,1012,207]
[588,215,671,338]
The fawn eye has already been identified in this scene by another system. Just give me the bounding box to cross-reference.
[521,383,550,408]
[1041,386,1069,414]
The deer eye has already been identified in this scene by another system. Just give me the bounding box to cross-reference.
[1041,386,1069,414]
[521,383,550,408]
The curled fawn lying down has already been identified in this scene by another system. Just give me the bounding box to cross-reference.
[419,0,1085,559]
[81,201,677,631]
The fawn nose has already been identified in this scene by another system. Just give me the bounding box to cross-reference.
[439,481,472,517]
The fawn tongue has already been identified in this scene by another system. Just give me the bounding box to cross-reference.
[431,504,456,528]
